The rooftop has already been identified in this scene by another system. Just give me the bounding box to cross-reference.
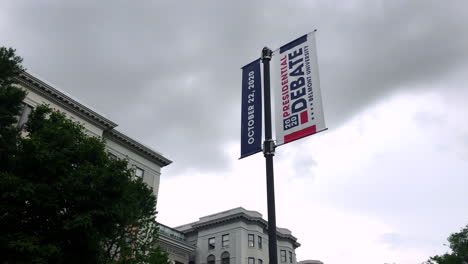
[175,207,300,248]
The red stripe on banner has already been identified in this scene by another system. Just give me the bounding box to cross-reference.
[284,125,317,144]
[300,111,308,124]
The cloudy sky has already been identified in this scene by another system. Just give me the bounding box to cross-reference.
[2,1,468,263]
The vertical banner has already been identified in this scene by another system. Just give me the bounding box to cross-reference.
[271,32,326,146]
[240,59,262,158]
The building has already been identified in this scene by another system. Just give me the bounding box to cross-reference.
[159,224,197,264]
[15,71,171,197]
[159,207,301,264]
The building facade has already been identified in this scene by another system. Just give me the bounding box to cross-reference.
[163,207,301,264]
[159,224,197,264]
[15,72,171,197]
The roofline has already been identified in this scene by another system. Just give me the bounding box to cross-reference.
[175,208,300,248]
[158,234,196,252]
[16,72,118,129]
[105,129,172,167]
[192,211,268,230]
[17,71,172,167]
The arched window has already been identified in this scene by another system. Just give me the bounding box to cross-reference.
[221,252,230,264]
[207,254,215,264]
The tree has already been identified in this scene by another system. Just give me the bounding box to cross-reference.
[0,47,26,169]
[0,47,169,264]
[426,225,468,264]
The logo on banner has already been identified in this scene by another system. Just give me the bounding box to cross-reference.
[279,47,311,131]
[272,33,326,145]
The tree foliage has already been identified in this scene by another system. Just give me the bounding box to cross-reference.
[0,47,169,264]
[0,47,26,168]
[426,225,468,264]
[0,47,25,87]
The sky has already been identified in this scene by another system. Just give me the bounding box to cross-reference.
[2,1,468,263]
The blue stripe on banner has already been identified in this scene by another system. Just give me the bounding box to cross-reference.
[280,34,308,54]
[240,59,262,159]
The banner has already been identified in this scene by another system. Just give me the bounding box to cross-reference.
[240,59,262,158]
[271,32,326,146]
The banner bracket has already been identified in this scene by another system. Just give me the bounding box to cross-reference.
[261,47,272,60]
[263,139,275,157]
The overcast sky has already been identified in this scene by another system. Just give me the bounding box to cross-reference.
[2,1,468,263]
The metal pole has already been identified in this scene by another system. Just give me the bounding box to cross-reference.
[261,47,278,264]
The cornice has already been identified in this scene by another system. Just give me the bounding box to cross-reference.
[158,233,196,252]
[16,71,172,168]
[277,232,301,248]
[177,209,300,248]
[192,212,268,229]
[104,129,172,167]
[16,72,117,130]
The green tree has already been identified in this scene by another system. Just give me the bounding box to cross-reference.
[0,47,169,264]
[0,47,26,168]
[426,225,468,264]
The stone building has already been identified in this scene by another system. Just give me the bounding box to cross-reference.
[163,207,301,264]
[15,71,171,197]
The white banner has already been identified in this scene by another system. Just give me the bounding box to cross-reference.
[271,32,326,146]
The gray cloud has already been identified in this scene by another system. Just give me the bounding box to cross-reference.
[2,0,468,174]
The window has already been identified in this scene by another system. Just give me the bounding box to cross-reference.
[280,250,286,262]
[248,234,255,247]
[258,259,263,264]
[208,237,215,250]
[17,103,33,128]
[248,257,255,264]
[221,251,230,264]
[289,251,293,263]
[207,255,215,264]
[135,167,144,178]
[258,236,262,249]
[222,234,229,247]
